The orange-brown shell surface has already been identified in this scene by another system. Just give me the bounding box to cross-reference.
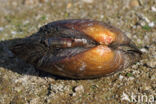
[10,19,142,79]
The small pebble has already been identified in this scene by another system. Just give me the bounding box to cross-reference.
[82,0,93,3]
[51,84,64,92]
[140,48,148,53]
[144,86,151,91]
[147,61,156,68]
[12,2,17,6]
[138,14,150,23]
[100,15,104,19]
[74,85,84,93]
[72,93,76,96]
[24,0,39,5]
[148,22,155,27]
[11,31,17,35]
[119,75,124,80]
[130,0,140,7]
[128,77,134,80]
[67,3,72,9]
[23,20,30,25]
[132,65,138,69]
[0,27,4,32]
[151,6,156,12]
[137,39,142,44]
[143,16,150,23]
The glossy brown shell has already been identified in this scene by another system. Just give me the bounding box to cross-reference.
[10,19,141,79]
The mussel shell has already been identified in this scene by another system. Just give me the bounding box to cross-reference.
[10,19,141,79]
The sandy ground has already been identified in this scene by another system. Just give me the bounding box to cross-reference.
[0,0,155,104]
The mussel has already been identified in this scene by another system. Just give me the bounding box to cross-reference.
[10,19,142,79]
